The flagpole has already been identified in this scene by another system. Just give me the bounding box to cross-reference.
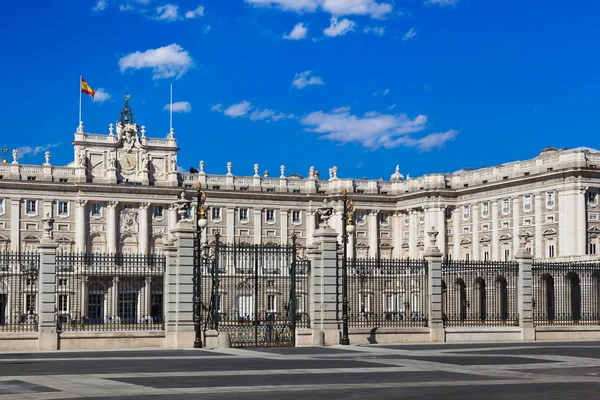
[79,75,82,125]
[170,83,173,130]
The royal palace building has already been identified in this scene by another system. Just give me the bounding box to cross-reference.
[1,98,599,264]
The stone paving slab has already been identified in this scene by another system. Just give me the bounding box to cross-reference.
[0,380,59,395]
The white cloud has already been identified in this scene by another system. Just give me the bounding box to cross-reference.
[244,0,393,19]
[92,88,111,103]
[324,17,356,37]
[164,101,192,113]
[224,101,253,118]
[119,43,194,79]
[284,23,308,40]
[213,101,293,122]
[16,143,60,159]
[373,88,389,96]
[291,70,324,90]
[92,0,107,12]
[364,26,385,36]
[393,129,458,151]
[185,5,204,18]
[204,24,211,33]
[300,106,454,150]
[425,0,457,6]
[120,0,150,12]
[155,4,180,21]
[403,27,417,41]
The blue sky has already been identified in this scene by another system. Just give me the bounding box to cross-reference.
[2,0,599,179]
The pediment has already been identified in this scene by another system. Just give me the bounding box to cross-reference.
[499,233,512,241]
[588,226,600,234]
[379,242,393,248]
[543,228,557,236]
[22,235,40,242]
[356,242,369,248]
[0,235,9,242]
[55,236,73,243]
[460,238,472,246]
[401,242,409,249]
[416,241,425,248]
[479,236,491,244]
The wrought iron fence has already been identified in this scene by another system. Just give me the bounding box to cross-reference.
[532,261,600,325]
[200,240,310,347]
[442,260,519,326]
[55,252,166,331]
[0,252,39,332]
[346,258,429,328]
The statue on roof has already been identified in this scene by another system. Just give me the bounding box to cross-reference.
[115,94,141,153]
[390,165,404,182]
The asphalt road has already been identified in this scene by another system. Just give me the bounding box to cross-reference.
[1,341,600,399]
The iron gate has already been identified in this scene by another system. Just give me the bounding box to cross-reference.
[199,233,310,347]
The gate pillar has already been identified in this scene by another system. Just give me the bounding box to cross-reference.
[307,201,341,345]
[425,228,444,343]
[38,215,58,351]
[516,232,535,341]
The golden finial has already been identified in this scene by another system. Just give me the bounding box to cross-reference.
[342,189,348,198]
[196,182,201,190]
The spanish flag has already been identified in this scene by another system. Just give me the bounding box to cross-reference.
[81,78,95,99]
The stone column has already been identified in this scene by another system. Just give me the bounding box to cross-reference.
[307,202,340,345]
[306,209,316,245]
[253,208,262,244]
[38,215,58,350]
[512,197,520,258]
[409,210,417,258]
[332,203,343,244]
[472,204,480,260]
[139,202,150,254]
[368,209,379,258]
[452,207,460,260]
[280,210,288,243]
[75,199,87,253]
[226,207,235,244]
[165,208,196,348]
[168,204,178,235]
[437,206,447,257]
[425,227,444,342]
[393,211,403,258]
[515,232,535,341]
[534,194,543,258]
[107,201,118,253]
[577,186,587,255]
[491,200,499,260]
[10,199,20,251]
[162,241,178,346]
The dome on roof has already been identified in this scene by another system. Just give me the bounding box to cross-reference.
[539,146,559,156]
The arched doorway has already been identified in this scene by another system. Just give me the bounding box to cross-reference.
[566,272,581,321]
[496,276,508,321]
[475,277,486,321]
[542,274,555,321]
[455,279,467,321]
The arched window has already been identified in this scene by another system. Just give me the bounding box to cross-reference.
[455,279,467,321]
[475,277,486,321]
[566,272,581,321]
[542,274,555,321]
[87,281,106,324]
[496,276,508,321]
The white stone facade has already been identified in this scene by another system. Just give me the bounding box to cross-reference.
[1,100,600,261]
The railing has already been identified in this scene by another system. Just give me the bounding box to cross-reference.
[0,252,40,332]
[442,260,519,326]
[52,167,76,177]
[54,253,166,332]
[85,134,111,142]
[0,165,11,173]
[532,260,600,326]
[206,175,227,183]
[20,166,43,175]
[346,258,428,328]
[147,139,169,146]
[261,178,277,186]
[234,177,254,185]
[181,173,198,182]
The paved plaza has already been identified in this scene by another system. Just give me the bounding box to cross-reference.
[0,342,600,399]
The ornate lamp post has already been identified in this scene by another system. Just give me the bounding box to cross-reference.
[341,189,355,345]
[194,182,208,348]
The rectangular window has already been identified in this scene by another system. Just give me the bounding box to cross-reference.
[483,251,490,261]
[292,210,301,224]
[590,242,597,255]
[267,295,276,313]
[589,213,599,221]
[502,199,510,214]
[212,207,221,221]
[153,205,164,218]
[58,201,69,216]
[380,212,389,226]
[356,212,366,224]
[547,192,555,208]
[58,278,68,286]
[464,253,470,262]
[404,213,409,225]
[504,249,510,261]
[0,199,4,215]
[419,211,425,223]
[26,294,36,314]
[239,208,248,222]
[361,293,372,313]
[548,244,555,258]
[266,209,275,223]
[502,222,509,229]
[384,294,397,312]
[588,191,598,205]
[524,218,531,226]
[482,224,489,231]
[26,200,37,214]
[523,195,532,211]
[462,227,469,233]
[58,295,68,314]
[482,202,489,217]
[123,204,134,209]
[91,203,102,217]
[546,215,555,223]
[463,205,470,220]
[295,295,304,313]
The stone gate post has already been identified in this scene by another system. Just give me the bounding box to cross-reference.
[515,232,535,341]
[38,215,59,350]
[165,194,196,348]
[424,227,445,342]
[306,200,340,346]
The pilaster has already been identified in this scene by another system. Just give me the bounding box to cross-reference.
[226,207,235,244]
[368,209,379,258]
[512,197,520,258]
[491,201,499,260]
[10,199,20,251]
[534,194,543,258]
[280,209,288,243]
[253,208,262,244]
[472,204,480,260]
[75,199,87,252]
[515,232,534,341]
[107,201,118,253]
[139,202,150,253]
